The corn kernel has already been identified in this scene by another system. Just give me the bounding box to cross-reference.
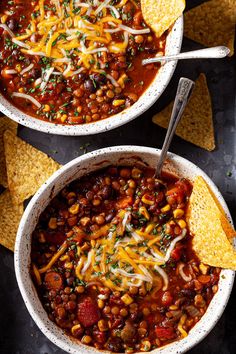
[71,324,82,336]
[15,64,22,72]
[178,219,187,228]
[43,104,51,112]
[61,114,67,122]
[56,112,61,119]
[77,106,82,113]
[169,305,178,310]
[173,208,184,218]
[64,261,73,269]
[140,340,151,351]
[48,217,57,229]
[117,73,128,88]
[141,194,154,205]
[121,293,133,305]
[139,206,150,220]
[1,15,8,24]
[81,335,92,344]
[18,87,24,93]
[69,203,80,215]
[112,99,125,107]
[80,216,90,226]
[199,263,209,275]
[161,204,171,213]
[98,319,109,331]
[98,299,104,309]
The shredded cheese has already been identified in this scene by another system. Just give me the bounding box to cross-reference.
[39,242,68,273]
[20,63,34,75]
[12,92,42,109]
[8,0,146,82]
[178,263,192,282]
[0,23,14,37]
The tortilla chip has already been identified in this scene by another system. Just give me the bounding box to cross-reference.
[4,130,61,205]
[186,176,236,269]
[152,74,215,151]
[0,190,23,251]
[0,116,18,188]
[141,0,185,38]
[184,0,236,56]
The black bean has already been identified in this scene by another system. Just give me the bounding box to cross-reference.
[84,79,96,93]
[7,19,18,31]
[66,277,75,286]
[99,185,112,199]
[105,213,114,223]
[86,191,94,201]
[28,68,41,79]
[78,72,87,81]
[144,46,157,54]
[91,73,107,86]
[180,289,196,298]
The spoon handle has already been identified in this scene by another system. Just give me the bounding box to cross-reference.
[155,77,195,178]
[143,46,230,65]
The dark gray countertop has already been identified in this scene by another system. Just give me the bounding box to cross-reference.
[0,0,235,353]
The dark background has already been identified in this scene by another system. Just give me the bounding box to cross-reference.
[0,0,235,353]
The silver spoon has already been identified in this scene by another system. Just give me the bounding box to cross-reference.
[155,77,195,177]
[143,46,230,65]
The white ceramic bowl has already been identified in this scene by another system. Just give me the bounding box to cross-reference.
[0,18,183,136]
[15,146,234,354]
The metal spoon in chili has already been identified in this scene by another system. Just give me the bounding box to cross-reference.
[142,46,230,65]
[155,77,195,178]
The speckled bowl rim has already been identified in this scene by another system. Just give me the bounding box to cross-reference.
[14,146,234,354]
[0,17,183,136]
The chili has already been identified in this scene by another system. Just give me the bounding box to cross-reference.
[31,165,220,352]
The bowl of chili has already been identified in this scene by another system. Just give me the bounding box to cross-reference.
[0,0,183,135]
[15,145,234,353]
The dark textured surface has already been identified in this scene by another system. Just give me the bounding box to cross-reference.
[0,0,236,353]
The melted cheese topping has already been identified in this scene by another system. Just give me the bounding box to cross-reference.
[13,0,150,79]
[75,211,187,292]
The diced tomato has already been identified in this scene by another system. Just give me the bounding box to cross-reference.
[175,179,192,196]
[116,196,133,209]
[171,246,183,261]
[44,271,63,291]
[161,291,173,307]
[77,297,101,327]
[155,326,176,340]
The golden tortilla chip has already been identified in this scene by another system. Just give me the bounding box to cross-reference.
[0,116,18,188]
[184,0,236,56]
[141,0,185,38]
[0,190,23,251]
[4,130,61,205]
[186,176,236,269]
[152,74,215,151]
